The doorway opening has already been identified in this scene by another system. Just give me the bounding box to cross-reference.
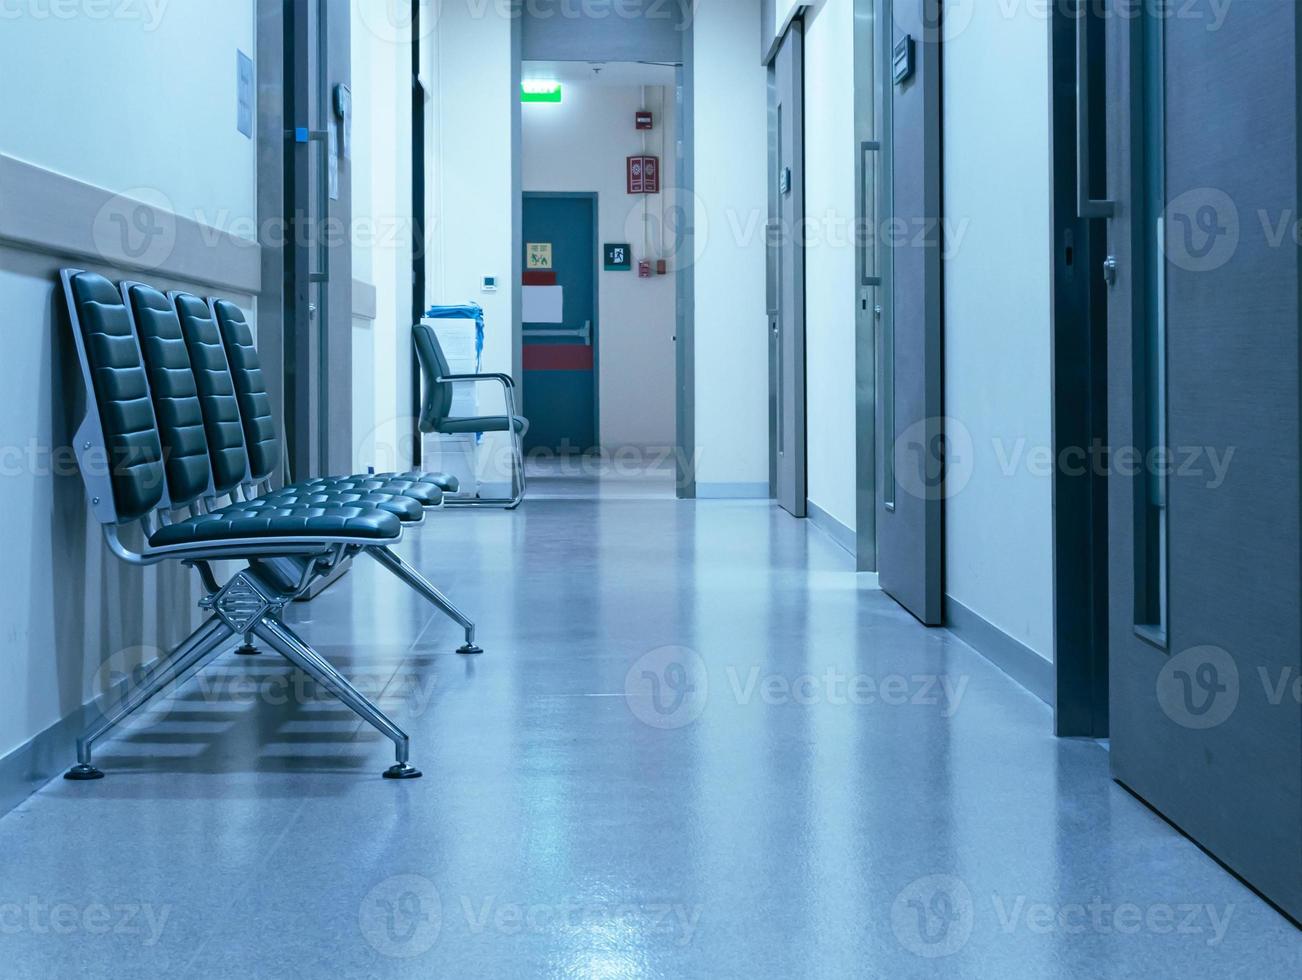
[518,61,681,492]
[1050,0,1110,738]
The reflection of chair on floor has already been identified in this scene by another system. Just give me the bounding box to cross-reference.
[413,322,529,508]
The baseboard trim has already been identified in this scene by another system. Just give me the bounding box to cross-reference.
[944,596,1055,707]
[806,499,856,556]
[695,482,770,499]
[0,701,98,819]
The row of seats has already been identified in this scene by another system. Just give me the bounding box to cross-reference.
[60,269,506,781]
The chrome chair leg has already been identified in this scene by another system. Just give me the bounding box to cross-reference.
[367,546,482,655]
[508,427,527,509]
[252,615,421,780]
[65,616,236,780]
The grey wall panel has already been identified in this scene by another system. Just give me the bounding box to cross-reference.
[521,0,686,63]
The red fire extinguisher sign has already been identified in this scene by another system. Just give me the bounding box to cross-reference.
[627,155,660,194]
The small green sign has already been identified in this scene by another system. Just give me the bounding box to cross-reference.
[521,81,562,103]
[604,243,632,271]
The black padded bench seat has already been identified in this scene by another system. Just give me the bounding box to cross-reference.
[287,475,446,510]
[255,483,428,523]
[151,501,401,548]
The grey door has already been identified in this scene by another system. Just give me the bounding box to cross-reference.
[1104,0,1302,921]
[877,0,942,625]
[772,22,806,518]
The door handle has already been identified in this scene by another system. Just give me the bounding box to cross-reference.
[524,321,592,345]
[1076,5,1116,219]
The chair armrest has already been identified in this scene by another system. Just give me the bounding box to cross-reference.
[438,372,516,389]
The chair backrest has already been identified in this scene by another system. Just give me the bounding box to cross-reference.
[122,282,215,509]
[211,299,279,482]
[413,322,454,433]
[172,292,251,495]
[60,270,167,524]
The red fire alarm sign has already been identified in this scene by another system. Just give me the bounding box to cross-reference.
[627,155,660,194]
[635,110,653,130]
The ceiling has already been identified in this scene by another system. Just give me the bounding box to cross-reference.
[522,60,678,88]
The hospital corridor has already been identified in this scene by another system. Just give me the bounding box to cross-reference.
[0,1,1300,977]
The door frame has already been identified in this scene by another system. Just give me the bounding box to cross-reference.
[410,3,427,468]
[512,27,695,492]
[1050,1,1111,737]
[521,190,602,451]
[854,0,879,573]
[768,17,808,519]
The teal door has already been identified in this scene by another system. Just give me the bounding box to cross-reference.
[522,194,597,454]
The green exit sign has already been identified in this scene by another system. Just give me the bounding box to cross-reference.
[521,81,562,103]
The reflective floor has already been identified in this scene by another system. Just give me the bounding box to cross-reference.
[2,470,1299,978]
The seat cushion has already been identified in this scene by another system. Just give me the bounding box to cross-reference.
[377,470,460,494]
[251,486,425,523]
[150,502,401,548]
[294,475,445,508]
[435,416,527,435]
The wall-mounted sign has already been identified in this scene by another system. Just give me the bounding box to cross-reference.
[527,242,553,269]
[521,80,562,103]
[604,243,632,271]
[893,35,915,86]
[635,110,653,130]
[627,155,660,195]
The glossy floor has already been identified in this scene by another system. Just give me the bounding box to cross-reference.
[2,471,1299,978]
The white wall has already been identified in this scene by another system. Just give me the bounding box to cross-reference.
[521,81,677,450]
[0,1,257,233]
[693,0,771,494]
[942,5,1055,660]
[0,1,256,762]
[351,4,414,473]
[426,2,517,486]
[802,0,858,530]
